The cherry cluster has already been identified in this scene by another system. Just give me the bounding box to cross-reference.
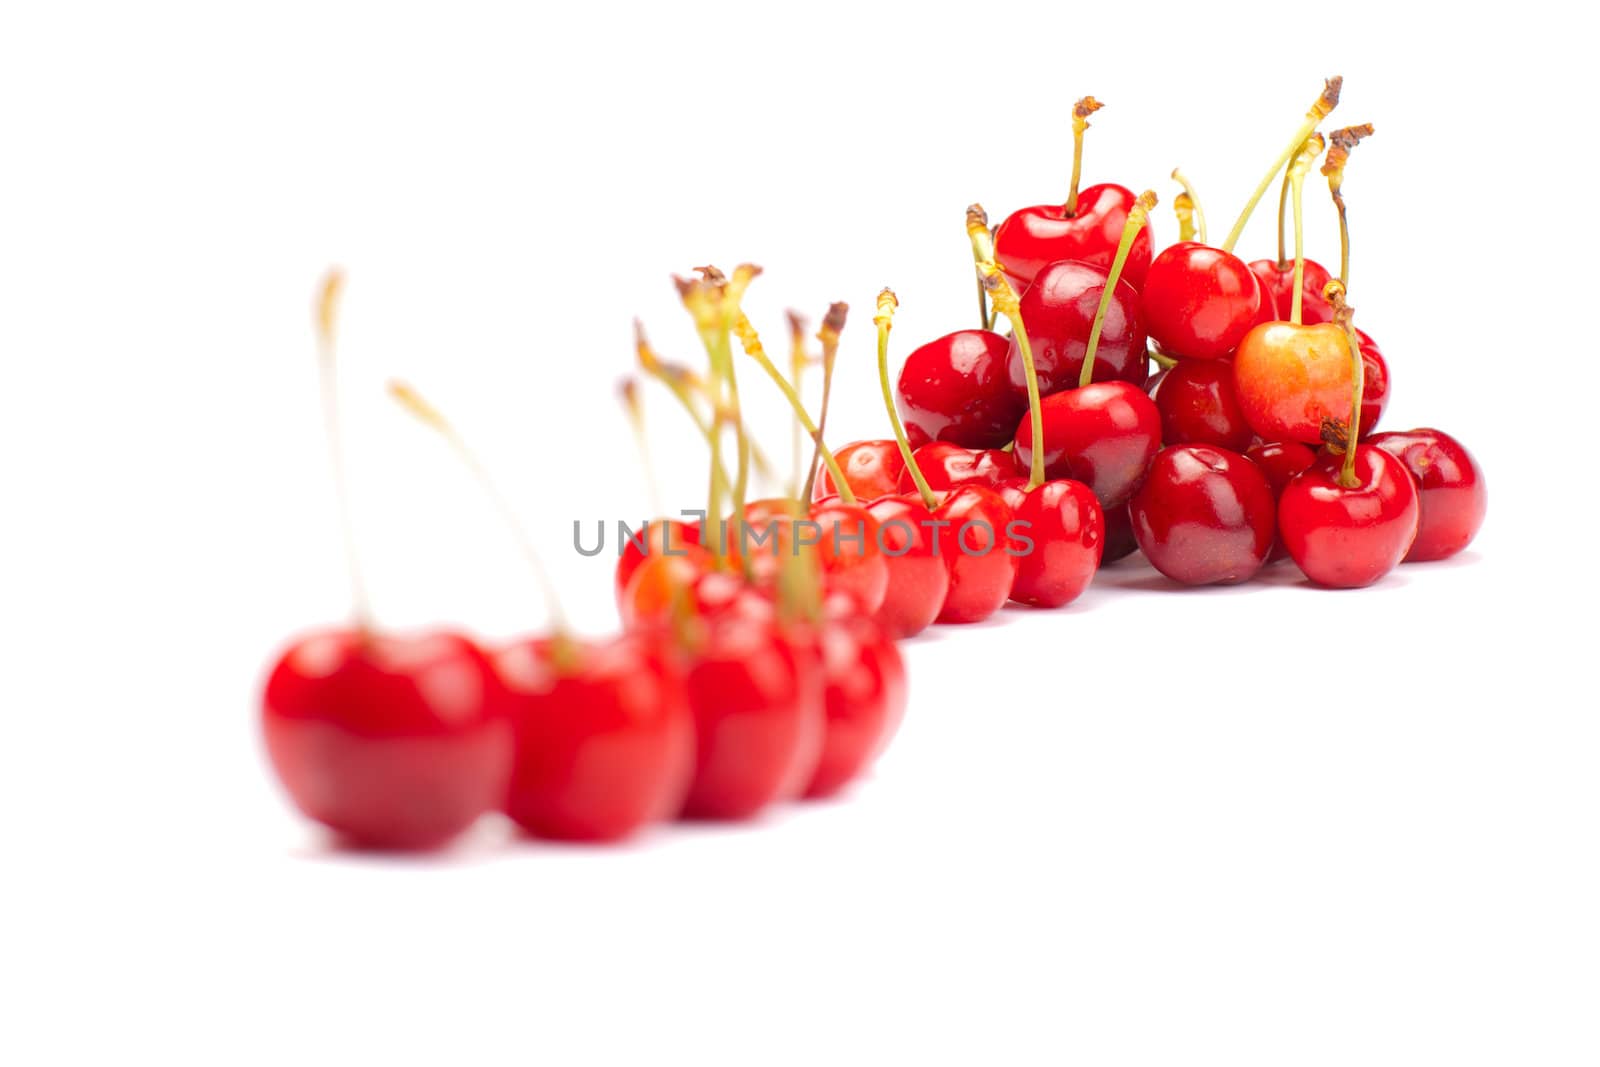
[260,77,1487,853]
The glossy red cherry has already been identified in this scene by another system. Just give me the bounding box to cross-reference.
[933,484,1018,624]
[1151,357,1253,452]
[615,519,699,607]
[813,439,905,502]
[1011,381,1162,507]
[1278,445,1420,588]
[261,630,514,850]
[1129,445,1275,585]
[1007,260,1147,396]
[810,498,889,612]
[1246,439,1318,562]
[495,634,694,842]
[1008,479,1103,607]
[896,442,1013,493]
[805,614,908,799]
[1248,257,1334,324]
[619,544,717,630]
[1140,243,1261,360]
[895,330,1025,450]
[995,184,1155,293]
[680,618,825,820]
[865,494,950,638]
[1369,429,1487,562]
[1233,321,1385,443]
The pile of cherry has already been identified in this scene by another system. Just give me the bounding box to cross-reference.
[261,77,1485,852]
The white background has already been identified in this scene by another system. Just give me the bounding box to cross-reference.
[3,2,1596,1064]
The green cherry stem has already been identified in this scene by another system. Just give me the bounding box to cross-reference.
[968,203,1044,488]
[734,303,857,506]
[1287,134,1324,326]
[1079,190,1157,389]
[1064,96,1103,215]
[1324,281,1365,489]
[875,288,937,509]
[1170,168,1206,245]
[801,303,848,503]
[1221,77,1342,254]
[311,268,373,633]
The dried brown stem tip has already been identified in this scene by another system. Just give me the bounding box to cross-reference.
[820,301,849,341]
[1133,189,1158,214]
[1322,123,1374,180]
[1312,76,1344,120]
[1072,96,1104,131]
[1322,279,1353,326]
[786,310,806,344]
[874,288,899,328]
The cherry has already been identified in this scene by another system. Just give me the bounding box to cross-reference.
[615,518,700,607]
[1007,259,1148,396]
[680,617,826,820]
[1100,502,1140,565]
[1012,382,1161,507]
[1151,357,1254,452]
[895,329,1025,449]
[263,629,513,850]
[1246,439,1318,562]
[1279,445,1419,587]
[619,544,717,630]
[1140,242,1261,360]
[260,274,511,850]
[813,439,905,502]
[896,441,1013,493]
[1129,445,1276,585]
[810,497,890,612]
[1353,329,1390,436]
[1369,429,1487,561]
[494,634,694,842]
[1249,257,1335,324]
[865,494,950,638]
[993,99,1153,292]
[804,613,908,799]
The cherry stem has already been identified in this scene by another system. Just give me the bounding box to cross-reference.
[968,203,1044,489]
[388,380,571,638]
[1080,190,1157,390]
[674,274,733,565]
[875,288,936,509]
[1221,77,1342,253]
[1148,347,1178,371]
[976,274,989,331]
[1064,96,1103,215]
[633,322,740,503]
[1275,166,1291,268]
[735,302,857,506]
[617,376,663,518]
[1171,168,1206,245]
[787,312,806,497]
[1323,124,1373,288]
[1324,281,1365,489]
[801,303,848,503]
[313,269,373,633]
[714,267,754,520]
[1287,134,1324,326]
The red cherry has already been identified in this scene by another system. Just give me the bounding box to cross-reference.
[895,330,1025,450]
[680,619,825,820]
[1100,502,1139,564]
[619,544,717,630]
[1129,445,1275,585]
[865,495,950,639]
[1007,259,1148,397]
[1248,269,1280,329]
[994,184,1155,293]
[1248,258,1335,324]
[804,614,908,799]
[933,484,1018,624]
[1141,242,1261,360]
[1369,429,1487,561]
[1278,445,1420,588]
[261,630,514,850]
[1011,381,1162,507]
[1245,439,1318,562]
[614,519,699,608]
[1008,479,1103,607]
[495,634,694,842]
[1151,357,1253,452]
[1233,321,1384,443]
[813,439,905,502]
[896,441,1013,493]
[810,499,890,613]
[1353,330,1389,437]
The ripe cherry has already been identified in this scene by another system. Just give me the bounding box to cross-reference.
[896,441,1013,493]
[865,494,950,638]
[1012,382,1161,507]
[1007,259,1148,396]
[813,439,906,502]
[1246,439,1318,562]
[895,329,1025,450]
[804,613,908,799]
[1249,257,1334,324]
[495,634,694,842]
[1369,429,1487,562]
[1279,445,1419,587]
[810,497,890,612]
[619,544,717,630]
[615,519,700,607]
[1140,242,1261,360]
[1129,445,1276,585]
[993,99,1153,292]
[680,617,826,820]
[1151,357,1253,452]
[263,629,514,850]
[1234,312,1387,444]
